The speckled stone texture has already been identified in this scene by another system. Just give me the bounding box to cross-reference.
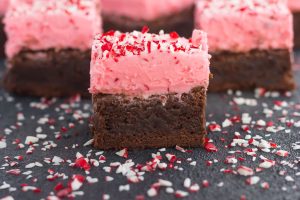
[92,87,206,149]
[1,55,300,200]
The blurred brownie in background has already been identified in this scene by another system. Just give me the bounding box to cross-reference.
[101,0,194,37]
[3,0,102,97]
[195,0,295,92]
[0,0,9,58]
[288,0,300,48]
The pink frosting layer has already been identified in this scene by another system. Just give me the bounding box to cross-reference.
[101,0,194,21]
[0,0,9,15]
[90,29,211,96]
[288,0,300,12]
[195,0,293,52]
[5,0,102,58]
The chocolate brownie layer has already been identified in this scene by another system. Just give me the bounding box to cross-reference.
[91,87,206,149]
[209,49,295,92]
[103,6,194,38]
[3,49,91,97]
[293,12,300,49]
[0,17,6,58]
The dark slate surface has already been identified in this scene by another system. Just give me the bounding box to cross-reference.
[0,53,300,200]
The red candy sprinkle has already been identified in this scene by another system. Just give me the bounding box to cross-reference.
[141,26,150,34]
[75,157,91,171]
[101,43,113,52]
[102,30,115,37]
[169,31,179,39]
[54,183,64,191]
[205,143,218,152]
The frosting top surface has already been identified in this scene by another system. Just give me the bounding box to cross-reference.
[195,0,293,52]
[92,28,209,60]
[101,0,194,21]
[5,0,102,58]
[90,29,211,96]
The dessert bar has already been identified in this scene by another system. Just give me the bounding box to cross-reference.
[101,0,194,37]
[288,0,300,48]
[90,29,210,149]
[195,0,295,91]
[3,0,102,97]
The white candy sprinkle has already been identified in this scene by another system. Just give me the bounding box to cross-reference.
[166,187,174,193]
[86,176,98,184]
[119,184,130,192]
[257,120,266,126]
[0,140,7,149]
[52,156,64,164]
[237,166,254,176]
[0,182,10,190]
[158,179,173,187]
[189,183,200,192]
[222,119,232,128]
[147,188,157,197]
[175,190,189,197]
[36,134,47,139]
[246,176,260,185]
[103,194,110,200]
[83,139,94,147]
[71,178,83,191]
[285,176,294,182]
[183,178,191,188]
[105,176,114,182]
[25,136,39,145]
[259,160,275,169]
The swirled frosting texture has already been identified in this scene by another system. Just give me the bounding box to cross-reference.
[90,29,211,96]
[195,0,293,52]
[101,0,194,21]
[5,0,102,58]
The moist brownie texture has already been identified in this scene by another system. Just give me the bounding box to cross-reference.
[4,49,91,97]
[288,0,300,48]
[103,6,194,38]
[293,12,300,49]
[92,87,206,149]
[0,0,8,57]
[209,49,295,92]
[90,30,210,149]
[0,18,5,58]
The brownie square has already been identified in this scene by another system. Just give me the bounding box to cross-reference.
[3,0,102,97]
[89,30,210,149]
[92,87,206,149]
[195,0,295,92]
[4,49,91,97]
[209,49,295,92]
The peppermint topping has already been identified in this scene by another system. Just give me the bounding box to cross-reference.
[92,29,208,60]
